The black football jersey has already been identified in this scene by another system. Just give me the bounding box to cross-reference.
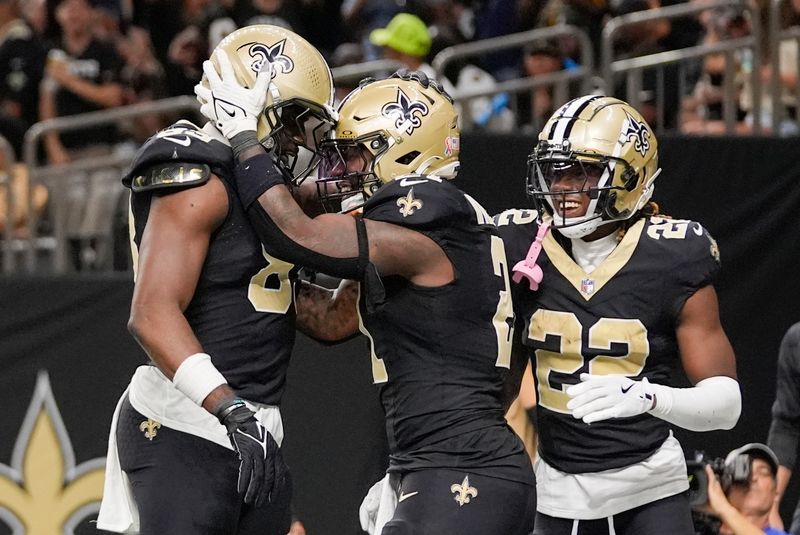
[496,210,721,473]
[123,121,296,405]
[359,177,532,484]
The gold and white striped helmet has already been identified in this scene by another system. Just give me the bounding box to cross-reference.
[528,95,661,238]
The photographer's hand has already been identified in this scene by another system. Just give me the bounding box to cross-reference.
[705,465,765,535]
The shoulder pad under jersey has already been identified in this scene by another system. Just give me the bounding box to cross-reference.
[493,209,542,266]
[122,120,233,189]
[362,176,473,229]
[130,162,211,192]
[643,215,721,287]
[493,208,539,227]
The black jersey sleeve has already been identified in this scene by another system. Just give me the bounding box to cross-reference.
[492,209,540,267]
[650,217,721,318]
[122,120,234,189]
[361,176,473,229]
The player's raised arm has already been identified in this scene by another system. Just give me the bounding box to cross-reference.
[198,64,460,286]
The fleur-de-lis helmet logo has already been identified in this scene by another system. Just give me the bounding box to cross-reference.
[381,89,429,135]
[621,111,651,156]
[240,39,294,78]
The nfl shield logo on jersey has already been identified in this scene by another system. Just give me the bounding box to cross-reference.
[580,278,595,295]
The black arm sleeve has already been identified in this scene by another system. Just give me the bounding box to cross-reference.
[768,323,800,469]
[244,201,369,281]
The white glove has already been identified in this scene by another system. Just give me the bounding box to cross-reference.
[358,474,396,535]
[566,373,655,424]
[194,50,272,139]
[358,477,383,534]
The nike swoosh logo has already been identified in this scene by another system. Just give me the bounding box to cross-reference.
[217,101,241,119]
[399,178,428,187]
[621,384,633,394]
[398,491,419,502]
[163,135,191,147]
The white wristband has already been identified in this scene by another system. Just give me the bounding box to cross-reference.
[172,353,228,406]
[648,375,741,431]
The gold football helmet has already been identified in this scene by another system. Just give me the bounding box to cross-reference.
[316,70,460,212]
[528,95,661,238]
[203,24,337,184]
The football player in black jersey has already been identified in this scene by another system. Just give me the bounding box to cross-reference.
[198,62,537,534]
[97,25,340,535]
[494,95,741,535]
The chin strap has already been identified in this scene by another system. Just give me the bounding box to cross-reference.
[512,222,550,291]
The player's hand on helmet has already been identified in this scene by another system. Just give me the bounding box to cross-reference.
[216,399,288,506]
[195,50,272,139]
[565,373,655,424]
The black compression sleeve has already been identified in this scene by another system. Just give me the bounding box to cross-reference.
[234,153,286,208]
[244,201,369,280]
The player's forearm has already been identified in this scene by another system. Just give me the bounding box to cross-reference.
[128,303,203,379]
[295,279,360,343]
[62,78,124,108]
[715,507,768,535]
[648,376,741,431]
[775,466,793,505]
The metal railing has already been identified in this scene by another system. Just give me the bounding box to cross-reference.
[432,25,595,131]
[602,0,762,134]
[331,60,405,87]
[768,0,800,133]
[5,15,798,274]
[21,95,200,273]
[0,135,16,274]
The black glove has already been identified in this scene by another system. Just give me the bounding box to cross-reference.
[216,398,288,506]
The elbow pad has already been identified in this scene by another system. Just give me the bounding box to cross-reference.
[245,201,370,280]
[648,376,741,431]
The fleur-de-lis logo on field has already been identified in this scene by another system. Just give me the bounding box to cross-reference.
[396,188,423,217]
[450,475,478,507]
[382,89,429,135]
[242,40,294,77]
[139,419,161,441]
[621,111,651,156]
[0,371,105,534]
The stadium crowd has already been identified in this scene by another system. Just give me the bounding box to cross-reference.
[0,0,798,162]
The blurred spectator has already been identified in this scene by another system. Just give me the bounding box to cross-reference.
[135,0,211,96]
[705,443,790,535]
[551,0,611,68]
[341,0,403,60]
[20,0,47,35]
[472,0,526,81]
[739,11,800,136]
[0,0,46,158]
[0,161,48,238]
[610,0,680,130]
[205,0,306,52]
[517,39,567,134]
[39,0,125,165]
[454,63,515,131]
[369,12,455,93]
[680,7,749,135]
[329,41,365,103]
[291,0,345,57]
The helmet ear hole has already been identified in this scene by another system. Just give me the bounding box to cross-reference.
[622,167,639,191]
[396,151,420,165]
